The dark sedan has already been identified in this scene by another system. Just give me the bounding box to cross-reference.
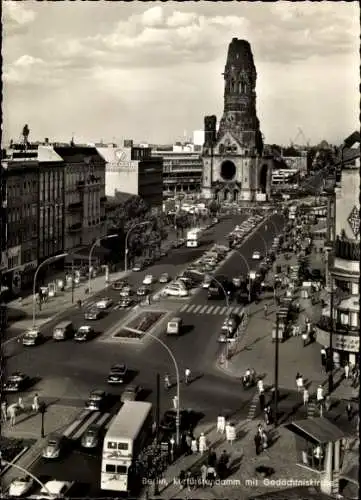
[159,410,193,433]
[84,308,103,321]
[107,364,127,384]
[3,372,30,392]
[85,390,107,411]
[74,326,96,342]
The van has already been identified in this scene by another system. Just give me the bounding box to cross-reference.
[166,317,182,335]
[53,321,74,341]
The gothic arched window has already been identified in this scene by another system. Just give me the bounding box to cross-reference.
[239,80,246,94]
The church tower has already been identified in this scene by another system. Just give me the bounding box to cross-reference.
[202,38,272,202]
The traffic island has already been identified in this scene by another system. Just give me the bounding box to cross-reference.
[112,311,167,343]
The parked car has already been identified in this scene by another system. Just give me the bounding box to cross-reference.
[120,286,132,297]
[163,283,189,297]
[136,286,150,296]
[96,298,113,309]
[118,297,132,308]
[84,308,103,320]
[37,480,74,499]
[112,280,127,291]
[41,435,63,459]
[85,389,107,411]
[22,328,43,347]
[8,476,34,497]
[74,325,96,341]
[252,251,262,260]
[107,364,127,384]
[3,372,30,392]
[143,275,154,285]
[221,312,243,333]
[159,273,170,284]
[132,262,143,272]
[81,425,101,449]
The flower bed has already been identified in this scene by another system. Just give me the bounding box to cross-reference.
[125,312,165,333]
[0,437,35,465]
[113,329,143,339]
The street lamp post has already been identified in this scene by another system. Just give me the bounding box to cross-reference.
[39,402,46,438]
[232,250,252,303]
[142,331,181,447]
[88,234,118,293]
[274,312,280,427]
[124,222,152,272]
[328,276,335,393]
[0,457,53,495]
[32,253,68,328]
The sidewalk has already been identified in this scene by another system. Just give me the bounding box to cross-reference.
[156,418,320,500]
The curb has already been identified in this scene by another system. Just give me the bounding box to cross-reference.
[0,446,29,476]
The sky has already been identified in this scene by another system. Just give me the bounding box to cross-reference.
[2,1,359,146]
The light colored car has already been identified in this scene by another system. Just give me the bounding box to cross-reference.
[96,298,113,309]
[164,283,189,297]
[38,480,74,499]
[143,274,154,285]
[132,263,143,272]
[120,286,132,297]
[252,251,262,260]
[121,384,142,403]
[159,273,170,283]
[22,328,42,346]
[8,476,34,497]
[136,286,150,296]
[85,390,106,411]
[42,435,62,459]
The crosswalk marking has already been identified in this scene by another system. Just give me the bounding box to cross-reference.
[72,412,101,440]
[180,304,188,312]
[177,303,247,316]
[193,305,202,313]
[205,306,215,314]
[212,306,221,314]
[199,305,208,313]
[188,304,196,313]
[219,307,227,314]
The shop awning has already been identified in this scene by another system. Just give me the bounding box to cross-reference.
[284,417,350,444]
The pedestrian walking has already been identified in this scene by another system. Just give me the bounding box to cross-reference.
[264,404,273,425]
[17,397,24,411]
[261,430,268,450]
[316,385,324,409]
[191,438,198,454]
[303,388,309,406]
[257,378,264,395]
[344,363,350,380]
[198,432,207,455]
[32,394,39,412]
[200,464,207,488]
[325,395,331,412]
[208,448,217,467]
[346,403,353,422]
[225,423,236,445]
[254,433,262,455]
[264,304,268,317]
[1,401,7,422]
[217,450,229,480]
[8,405,16,427]
[217,415,225,433]
[172,395,179,410]
[185,368,191,385]
[301,329,308,347]
[320,347,327,370]
[185,433,192,455]
[206,465,216,487]
[296,373,304,392]
[259,392,265,411]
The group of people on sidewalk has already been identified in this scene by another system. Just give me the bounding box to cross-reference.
[178,448,231,491]
[1,394,41,427]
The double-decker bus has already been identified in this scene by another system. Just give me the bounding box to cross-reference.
[100,401,153,493]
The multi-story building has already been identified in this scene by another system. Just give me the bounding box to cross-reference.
[1,143,39,292]
[37,146,65,263]
[53,146,107,251]
[315,138,360,366]
[152,143,203,198]
[99,141,163,213]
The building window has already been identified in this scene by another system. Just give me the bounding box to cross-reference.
[351,282,359,295]
[350,312,359,328]
[340,311,349,326]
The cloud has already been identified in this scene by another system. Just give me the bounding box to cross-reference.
[2,2,37,35]
[141,6,164,28]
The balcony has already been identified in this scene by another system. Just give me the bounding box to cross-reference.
[67,201,82,212]
[334,238,360,261]
[68,222,82,233]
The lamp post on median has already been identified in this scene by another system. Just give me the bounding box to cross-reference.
[0,457,53,495]
[88,234,118,294]
[32,253,68,328]
[124,222,152,272]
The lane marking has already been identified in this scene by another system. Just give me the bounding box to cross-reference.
[212,306,221,314]
[199,306,208,314]
[179,304,188,312]
[96,412,112,427]
[193,305,202,313]
[63,410,91,437]
[205,306,214,314]
[187,304,196,313]
[71,411,101,440]
[219,307,227,315]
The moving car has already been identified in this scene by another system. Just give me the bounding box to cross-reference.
[202,275,213,289]
[107,364,127,384]
[142,275,154,285]
[218,328,238,343]
[84,308,103,321]
[119,286,132,297]
[96,298,113,309]
[132,262,143,272]
[74,325,95,341]
[120,384,142,403]
[163,283,189,297]
[136,286,150,296]
[159,273,170,283]
[3,372,30,392]
[85,389,107,411]
[159,410,192,433]
[166,317,182,335]
[221,312,243,333]
[37,480,74,499]
[112,280,127,291]
[252,251,262,260]
[41,435,63,459]
[8,476,34,497]
[81,425,101,449]
[22,328,43,347]
[118,297,132,308]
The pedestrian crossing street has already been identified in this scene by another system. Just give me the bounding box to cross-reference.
[63,409,113,440]
[178,303,245,316]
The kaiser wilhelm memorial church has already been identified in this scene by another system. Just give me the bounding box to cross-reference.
[202,38,272,203]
